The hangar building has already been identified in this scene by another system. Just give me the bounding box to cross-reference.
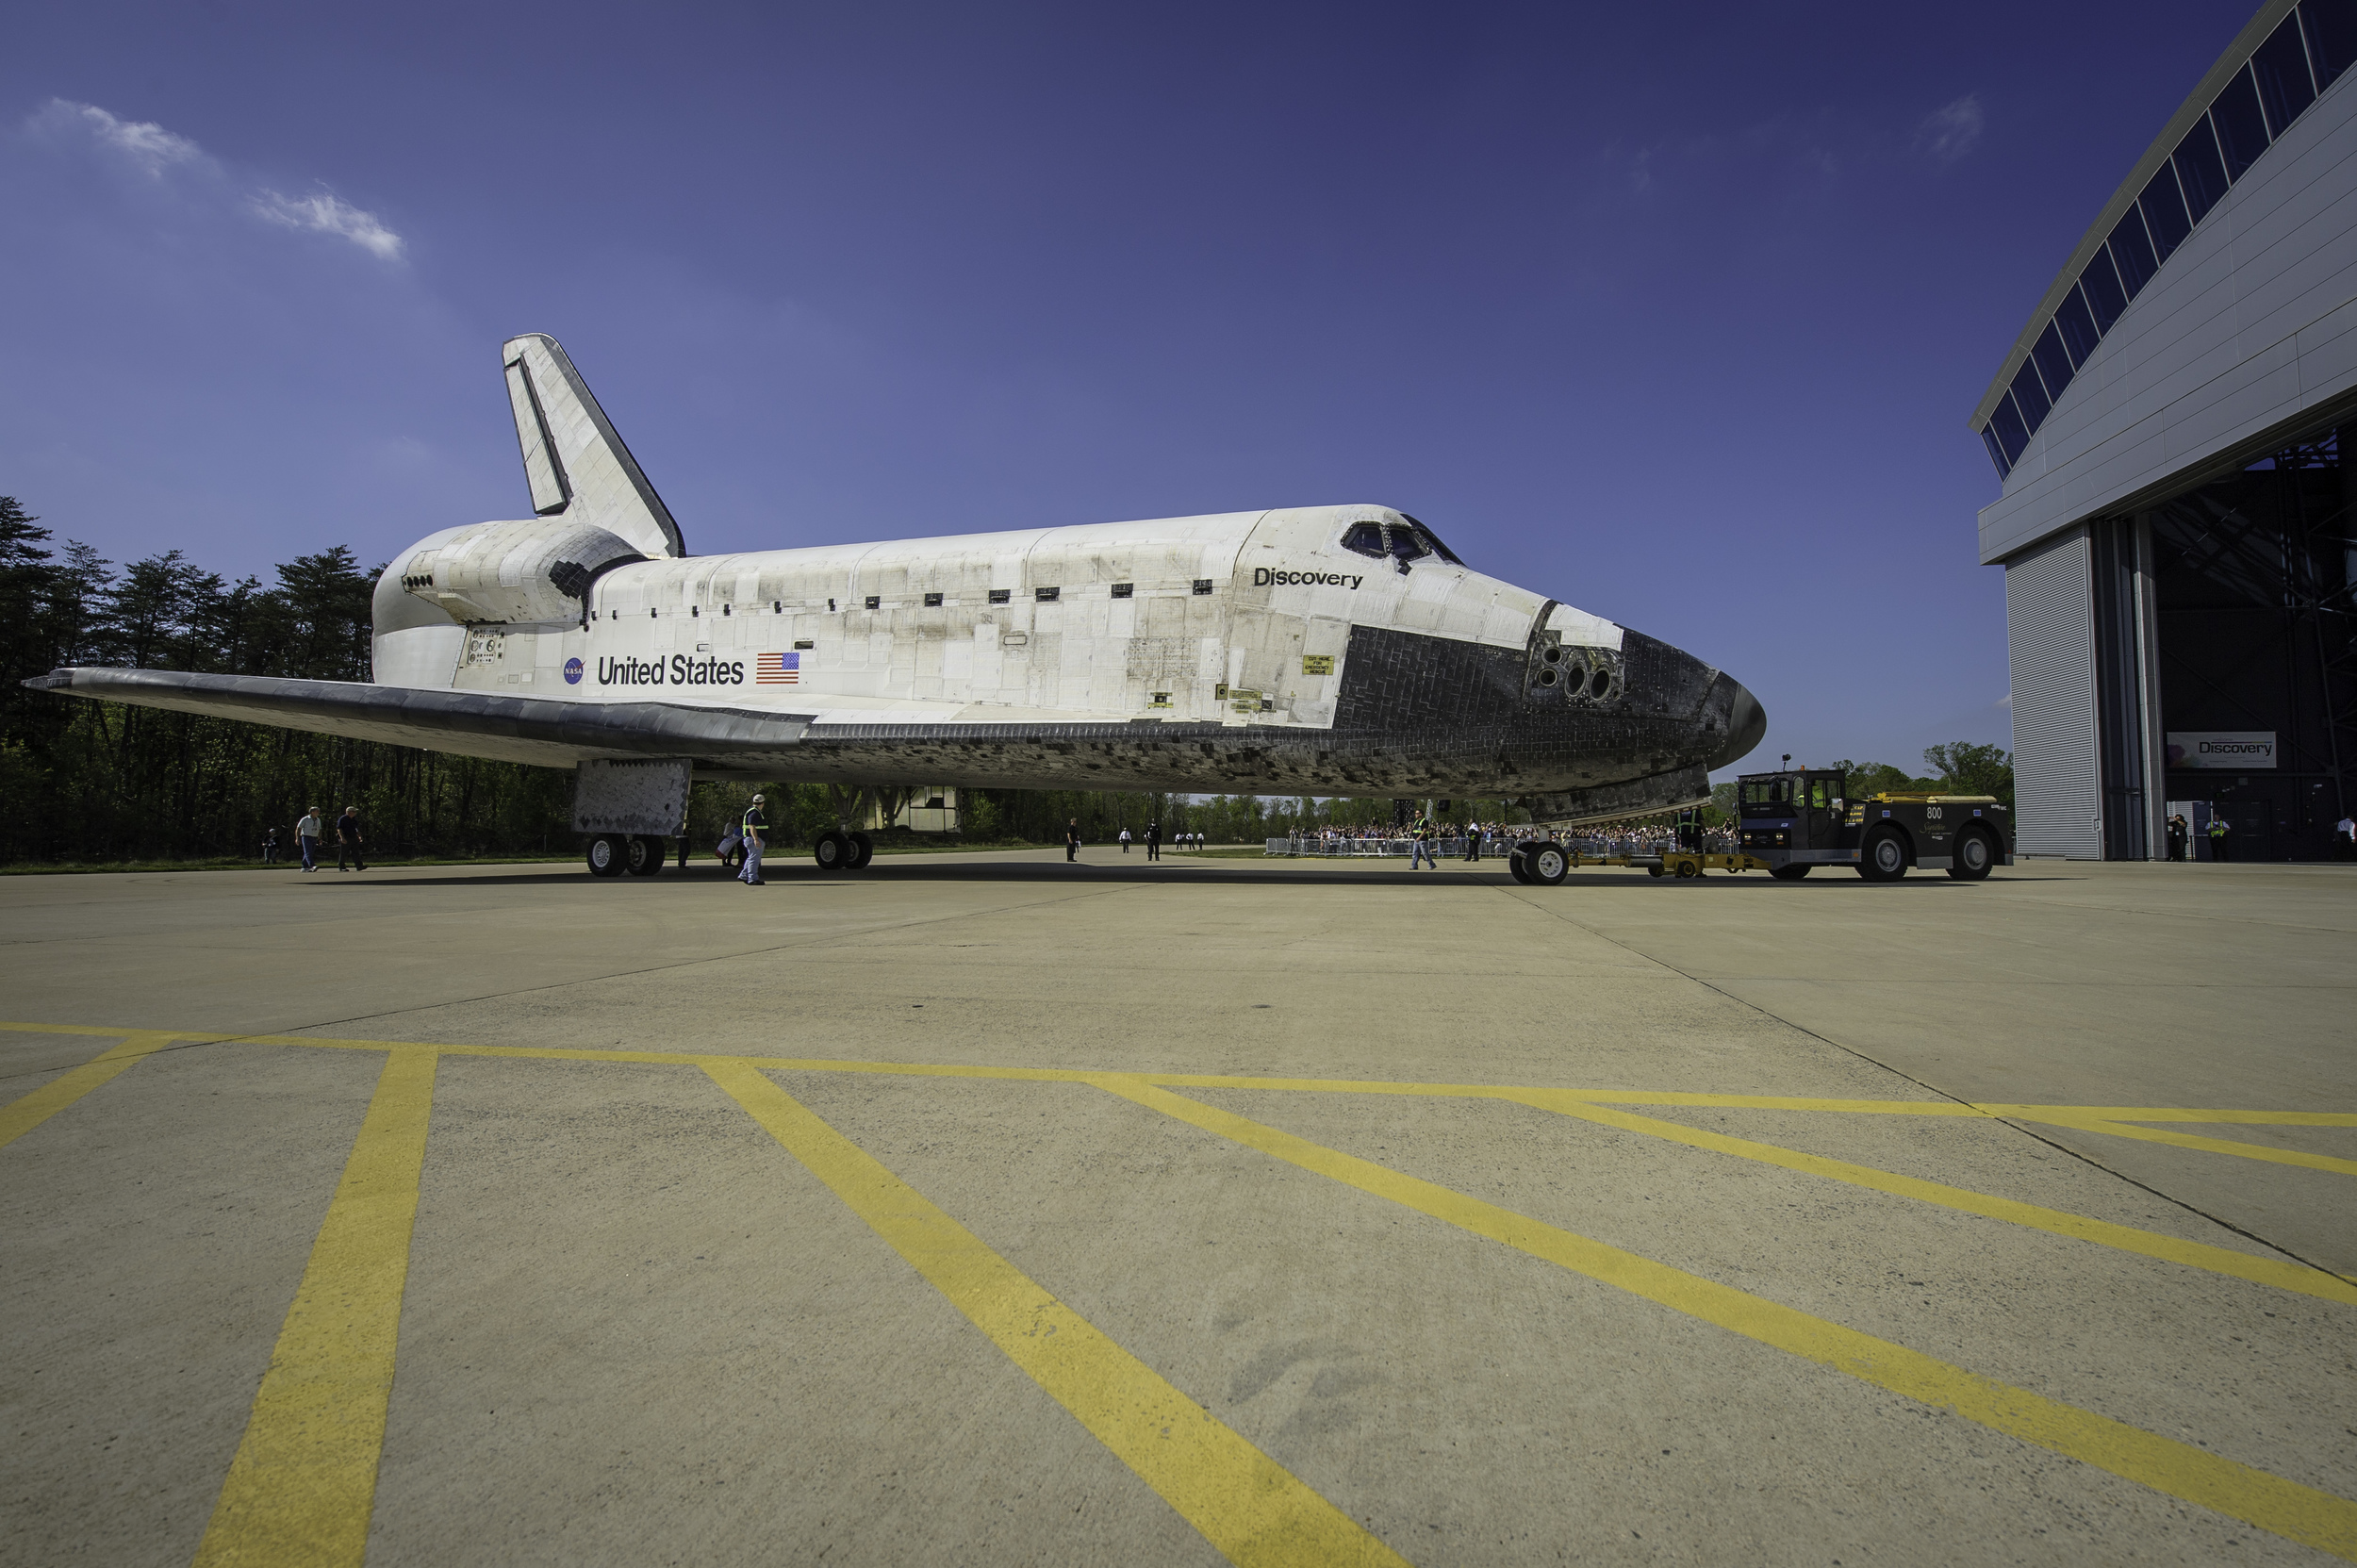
[1975,0,2357,861]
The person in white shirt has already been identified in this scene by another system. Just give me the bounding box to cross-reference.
[295,806,322,873]
[1119,827,1132,853]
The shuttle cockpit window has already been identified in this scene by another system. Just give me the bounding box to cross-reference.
[1339,517,1465,571]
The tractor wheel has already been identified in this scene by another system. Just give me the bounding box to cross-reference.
[1858,826,1909,882]
[1948,829,1995,881]
[1768,865,1811,881]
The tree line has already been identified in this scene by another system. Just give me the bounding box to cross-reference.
[0,497,588,866]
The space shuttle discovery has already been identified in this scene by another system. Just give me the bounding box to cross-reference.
[31,335,1765,856]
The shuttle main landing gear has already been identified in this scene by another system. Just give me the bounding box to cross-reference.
[816,784,901,871]
[812,829,876,872]
[585,834,668,878]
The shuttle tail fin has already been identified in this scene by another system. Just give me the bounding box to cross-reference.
[500,333,685,559]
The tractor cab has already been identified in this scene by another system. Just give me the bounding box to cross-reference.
[1738,768,1848,860]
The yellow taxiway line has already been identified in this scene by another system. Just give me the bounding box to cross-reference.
[708,1062,1408,1568]
[193,1048,437,1568]
[0,1031,184,1149]
[1500,1092,2357,1303]
[2003,1113,2357,1176]
[1096,1078,2357,1562]
[7,1020,2356,1563]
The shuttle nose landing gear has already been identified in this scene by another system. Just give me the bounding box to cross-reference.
[1508,841,1569,886]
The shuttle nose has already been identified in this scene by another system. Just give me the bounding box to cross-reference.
[1707,674,1767,770]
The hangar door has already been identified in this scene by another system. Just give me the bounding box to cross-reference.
[2005,526,2102,858]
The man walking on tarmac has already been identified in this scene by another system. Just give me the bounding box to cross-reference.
[336,805,367,871]
[740,795,768,884]
[2207,811,2232,863]
[1146,819,1161,861]
[1065,818,1081,862]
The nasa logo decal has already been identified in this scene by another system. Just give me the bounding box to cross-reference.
[564,657,585,685]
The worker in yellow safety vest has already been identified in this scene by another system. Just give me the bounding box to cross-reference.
[740,795,768,885]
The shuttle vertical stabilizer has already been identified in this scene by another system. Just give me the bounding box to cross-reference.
[500,334,685,561]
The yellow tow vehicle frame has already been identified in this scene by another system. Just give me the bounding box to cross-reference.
[1559,850,1774,879]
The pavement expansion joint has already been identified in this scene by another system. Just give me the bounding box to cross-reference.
[1498,895,2357,1299]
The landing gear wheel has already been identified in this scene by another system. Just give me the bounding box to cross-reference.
[1506,843,1534,884]
[848,831,875,869]
[1769,865,1811,881]
[625,834,665,876]
[1647,863,1665,878]
[1857,826,1909,882]
[585,834,625,878]
[1948,829,1994,881]
[814,831,852,872]
[1675,859,1702,879]
[1526,843,1569,885]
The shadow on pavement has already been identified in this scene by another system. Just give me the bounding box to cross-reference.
[306,859,2056,892]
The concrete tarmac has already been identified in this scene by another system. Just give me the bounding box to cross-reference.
[2,849,2352,1566]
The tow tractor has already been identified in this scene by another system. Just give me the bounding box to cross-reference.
[1502,767,2012,884]
[1736,767,2011,881]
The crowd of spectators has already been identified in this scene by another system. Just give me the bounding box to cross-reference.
[1280,816,1737,857]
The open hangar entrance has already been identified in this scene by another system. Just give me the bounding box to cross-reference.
[2016,413,2357,862]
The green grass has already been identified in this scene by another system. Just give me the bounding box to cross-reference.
[0,853,587,876]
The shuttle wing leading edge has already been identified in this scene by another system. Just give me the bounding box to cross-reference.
[25,668,808,771]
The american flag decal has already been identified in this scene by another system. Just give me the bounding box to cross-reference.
[756,652,799,685]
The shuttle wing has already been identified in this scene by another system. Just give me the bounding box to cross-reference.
[26,668,809,770]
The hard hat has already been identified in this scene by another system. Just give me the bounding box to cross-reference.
[750,793,765,803]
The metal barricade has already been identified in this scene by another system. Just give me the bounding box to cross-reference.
[1266,833,1737,859]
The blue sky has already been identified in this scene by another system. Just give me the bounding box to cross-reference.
[0,2,2259,777]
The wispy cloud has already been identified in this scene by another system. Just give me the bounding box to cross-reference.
[1919,95,1985,163]
[25,98,405,262]
[250,188,405,261]
[31,98,206,177]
